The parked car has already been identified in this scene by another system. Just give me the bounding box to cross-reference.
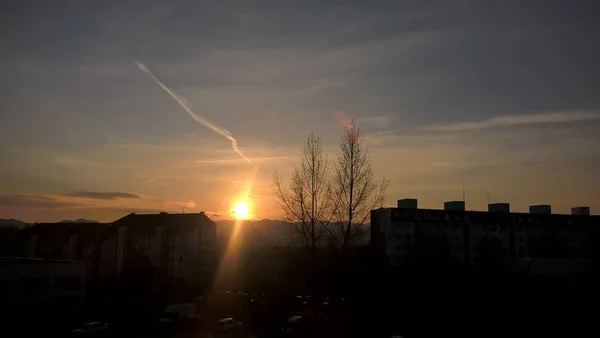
[281,315,309,336]
[72,322,109,335]
[216,318,243,335]
[158,303,202,328]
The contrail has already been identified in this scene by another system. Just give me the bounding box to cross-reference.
[134,60,252,164]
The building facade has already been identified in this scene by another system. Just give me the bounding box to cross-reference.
[19,212,218,290]
[0,257,86,327]
[23,222,111,279]
[112,212,217,289]
[371,198,599,269]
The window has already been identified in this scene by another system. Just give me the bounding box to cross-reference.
[55,276,81,291]
[0,279,12,294]
[20,277,50,294]
[405,234,412,241]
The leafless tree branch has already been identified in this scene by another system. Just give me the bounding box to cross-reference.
[272,133,336,273]
[331,119,389,253]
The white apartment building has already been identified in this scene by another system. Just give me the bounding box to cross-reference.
[112,212,217,288]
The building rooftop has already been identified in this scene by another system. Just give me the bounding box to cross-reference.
[112,212,216,232]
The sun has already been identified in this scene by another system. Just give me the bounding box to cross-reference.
[234,201,250,220]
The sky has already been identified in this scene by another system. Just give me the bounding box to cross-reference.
[1,0,599,222]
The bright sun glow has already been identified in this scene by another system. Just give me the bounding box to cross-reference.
[234,201,250,220]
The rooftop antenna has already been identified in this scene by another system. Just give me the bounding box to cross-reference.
[485,193,491,205]
[462,186,465,202]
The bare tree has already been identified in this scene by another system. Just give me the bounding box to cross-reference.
[273,133,336,273]
[331,120,388,253]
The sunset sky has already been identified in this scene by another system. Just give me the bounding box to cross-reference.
[1,0,599,222]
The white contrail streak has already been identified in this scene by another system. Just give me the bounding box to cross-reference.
[134,60,252,164]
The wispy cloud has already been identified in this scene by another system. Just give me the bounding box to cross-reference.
[168,200,197,209]
[426,111,600,131]
[355,116,391,129]
[0,194,86,209]
[61,191,142,200]
[175,156,294,167]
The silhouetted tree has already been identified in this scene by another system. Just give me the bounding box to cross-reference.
[330,120,388,254]
[272,133,336,286]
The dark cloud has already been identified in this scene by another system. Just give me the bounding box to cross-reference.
[0,194,86,209]
[106,207,175,215]
[61,191,142,200]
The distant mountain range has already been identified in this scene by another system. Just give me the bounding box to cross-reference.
[0,218,98,228]
[0,217,367,246]
[215,219,297,247]
[0,218,29,228]
[215,219,369,247]
[58,219,99,224]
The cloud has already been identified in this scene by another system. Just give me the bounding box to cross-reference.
[175,156,294,167]
[106,207,174,215]
[61,191,142,200]
[168,200,197,209]
[0,194,86,209]
[355,116,391,129]
[426,111,600,131]
[204,211,225,220]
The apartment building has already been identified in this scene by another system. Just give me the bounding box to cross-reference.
[112,212,217,289]
[20,212,218,290]
[23,222,111,278]
[371,198,599,268]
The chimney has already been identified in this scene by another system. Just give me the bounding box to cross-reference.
[397,198,418,209]
[488,203,510,213]
[444,201,465,211]
[571,207,590,216]
[529,205,551,214]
